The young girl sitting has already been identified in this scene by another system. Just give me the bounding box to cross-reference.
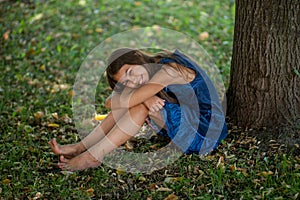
[49,48,228,171]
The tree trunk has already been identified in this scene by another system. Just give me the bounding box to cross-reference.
[227,0,300,128]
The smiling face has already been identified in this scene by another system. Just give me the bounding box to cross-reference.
[113,64,150,88]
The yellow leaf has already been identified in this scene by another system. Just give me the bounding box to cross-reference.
[138,176,146,181]
[2,178,10,184]
[39,64,46,71]
[95,28,103,33]
[94,114,107,121]
[47,123,60,127]
[116,167,126,175]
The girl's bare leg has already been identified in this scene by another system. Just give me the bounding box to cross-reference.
[58,104,149,171]
[49,109,127,158]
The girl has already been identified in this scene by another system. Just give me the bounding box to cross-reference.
[49,48,228,171]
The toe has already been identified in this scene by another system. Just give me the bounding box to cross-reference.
[60,155,69,163]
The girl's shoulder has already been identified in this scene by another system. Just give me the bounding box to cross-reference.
[161,64,181,78]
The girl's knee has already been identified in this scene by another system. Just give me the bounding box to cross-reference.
[129,104,149,117]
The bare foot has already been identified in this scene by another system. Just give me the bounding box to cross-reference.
[58,151,101,171]
[48,138,85,159]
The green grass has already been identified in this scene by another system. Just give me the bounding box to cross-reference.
[1,0,299,199]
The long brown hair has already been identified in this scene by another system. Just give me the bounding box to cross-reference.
[106,48,187,103]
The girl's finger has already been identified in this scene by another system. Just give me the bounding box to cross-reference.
[150,107,155,113]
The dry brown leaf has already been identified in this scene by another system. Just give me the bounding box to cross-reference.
[149,183,157,190]
[86,188,95,197]
[157,187,172,192]
[256,171,273,177]
[229,164,236,171]
[199,32,209,40]
[164,193,178,200]
[33,192,42,200]
[68,90,75,97]
[124,141,134,151]
[164,177,183,183]
[34,111,44,119]
[216,156,225,168]
[51,112,59,120]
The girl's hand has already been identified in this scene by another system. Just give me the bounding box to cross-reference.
[143,96,165,112]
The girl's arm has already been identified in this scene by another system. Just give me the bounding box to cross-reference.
[110,65,186,109]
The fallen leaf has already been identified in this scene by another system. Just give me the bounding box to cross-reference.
[199,184,205,190]
[68,90,75,97]
[149,183,157,190]
[39,64,45,71]
[3,30,10,41]
[33,192,42,200]
[116,167,126,175]
[199,32,209,40]
[86,188,95,197]
[216,155,225,168]
[26,49,35,57]
[31,13,43,22]
[157,187,172,192]
[2,178,10,184]
[164,177,183,183]
[62,114,72,123]
[95,28,103,33]
[124,141,134,151]
[257,171,273,177]
[149,144,161,150]
[87,29,93,34]
[164,193,178,200]
[47,123,60,128]
[229,164,236,171]
[34,111,44,119]
[138,176,146,181]
[51,113,59,120]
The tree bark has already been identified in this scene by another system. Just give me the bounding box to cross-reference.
[227,0,300,128]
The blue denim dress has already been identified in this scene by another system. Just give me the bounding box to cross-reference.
[150,50,228,155]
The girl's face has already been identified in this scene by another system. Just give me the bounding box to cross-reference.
[113,64,149,88]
